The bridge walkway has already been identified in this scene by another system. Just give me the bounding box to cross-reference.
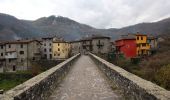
[47,55,123,100]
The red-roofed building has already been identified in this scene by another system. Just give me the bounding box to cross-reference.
[115,38,137,58]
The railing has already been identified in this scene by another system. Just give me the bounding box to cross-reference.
[89,53,170,100]
[1,53,80,100]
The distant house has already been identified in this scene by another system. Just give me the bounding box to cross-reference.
[81,37,92,54]
[115,33,155,59]
[91,35,111,54]
[52,38,70,60]
[147,36,158,51]
[0,42,5,72]
[135,33,150,56]
[115,36,137,58]
[41,37,53,60]
[0,39,41,72]
[70,40,82,55]
[70,35,111,55]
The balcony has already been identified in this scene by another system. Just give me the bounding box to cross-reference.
[137,43,150,50]
[5,52,17,59]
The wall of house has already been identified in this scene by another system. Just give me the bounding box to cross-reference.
[92,38,111,54]
[16,43,28,71]
[41,39,53,60]
[136,35,147,44]
[70,42,81,55]
[53,42,70,60]
[116,39,137,58]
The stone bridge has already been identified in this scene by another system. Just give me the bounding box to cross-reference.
[1,53,170,100]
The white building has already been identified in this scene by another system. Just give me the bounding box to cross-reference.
[41,37,53,60]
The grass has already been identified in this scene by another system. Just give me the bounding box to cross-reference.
[0,78,29,91]
[0,72,33,91]
[0,60,62,91]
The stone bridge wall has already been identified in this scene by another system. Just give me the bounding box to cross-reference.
[89,53,170,100]
[1,53,80,100]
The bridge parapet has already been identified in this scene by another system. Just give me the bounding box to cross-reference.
[89,53,170,100]
[1,53,80,100]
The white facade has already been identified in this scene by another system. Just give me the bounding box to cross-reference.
[41,38,53,60]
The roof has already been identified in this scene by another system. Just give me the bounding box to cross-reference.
[115,35,136,42]
[134,33,147,36]
[42,37,54,39]
[53,39,69,43]
[115,38,136,42]
[4,39,41,44]
[70,40,81,43]
[91,35,110,39]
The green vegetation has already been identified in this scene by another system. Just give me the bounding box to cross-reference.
[0,71,33,91]
[0,60,62,91]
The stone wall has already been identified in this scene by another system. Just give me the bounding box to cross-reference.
[1,53,80,100]
[89,53,170,100]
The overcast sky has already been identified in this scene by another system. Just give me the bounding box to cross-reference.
[0,0,170,29]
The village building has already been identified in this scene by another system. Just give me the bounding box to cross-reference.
[52,38,70,60]
[115,36,137,58]
[0,39,41,72]
[70,35,111,55]
[70,40,82,55]
[0,43,5,72]
[115,33,155,59]
[135,34,150,56]
[147,36,158,54]
[81,37,92,54]
[91,35,111,54]
[41,37,53,60]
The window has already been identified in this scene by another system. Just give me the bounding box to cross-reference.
[137,37,139,40]
[58,48,60,51]
[32,57,35,61]
[44,49,46,52]
[1,45,3,49]
[1,53,3,56]
[20,44,23,48]
[44,43,46,46]
[58,43,60,46]
[20,51,24,55]
[49,43,51,46]
[54,54,56,56]
[49,48,52,52]
[141,37,143,40]
[50,54,52,59]
[142,44,146,46]
[44,54,47,59]
[9,59,11,63]
[58,53,60,56]
[13,65,16,71]
[8,44,11,48]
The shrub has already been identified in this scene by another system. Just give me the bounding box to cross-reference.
[155,64,170,90]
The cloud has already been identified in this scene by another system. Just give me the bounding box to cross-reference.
[0,0,170,28]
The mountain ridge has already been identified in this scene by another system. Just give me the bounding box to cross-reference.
[0,13,170,41]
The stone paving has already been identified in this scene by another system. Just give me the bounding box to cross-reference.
[48,55,123,100]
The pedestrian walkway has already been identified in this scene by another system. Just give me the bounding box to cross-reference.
[48,55,122,100]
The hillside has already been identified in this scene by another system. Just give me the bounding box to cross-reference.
[0,13,170,41]
[0,13,44,40]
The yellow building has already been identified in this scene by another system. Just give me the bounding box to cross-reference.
[52,39,70,60]
[135,34,150,56]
